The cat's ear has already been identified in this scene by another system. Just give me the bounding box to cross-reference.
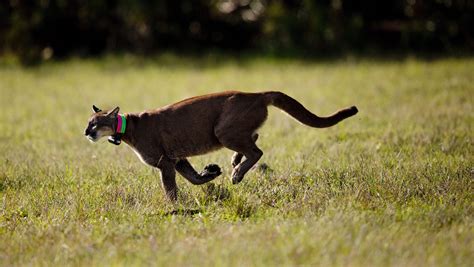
[107,106,120,116]
[92,105,102,113]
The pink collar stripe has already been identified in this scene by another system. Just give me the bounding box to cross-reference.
[116,114,126,134]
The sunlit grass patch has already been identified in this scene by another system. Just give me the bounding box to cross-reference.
[0,55,472,266]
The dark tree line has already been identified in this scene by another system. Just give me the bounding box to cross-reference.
[1,0,473,63]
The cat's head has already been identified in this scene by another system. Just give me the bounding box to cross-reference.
[84,105,119,142]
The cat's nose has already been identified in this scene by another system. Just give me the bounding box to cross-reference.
[84,128,90,136]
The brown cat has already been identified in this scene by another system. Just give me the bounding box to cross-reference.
[84,91,358,201]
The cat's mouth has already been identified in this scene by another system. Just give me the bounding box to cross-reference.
[86,134,99,142]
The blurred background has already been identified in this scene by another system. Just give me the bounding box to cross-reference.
[1,0,473,64]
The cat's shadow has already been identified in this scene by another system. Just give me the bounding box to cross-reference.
[162,209,201,216]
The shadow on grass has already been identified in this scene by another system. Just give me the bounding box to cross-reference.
[161,209,202,217]
[146,209,202,218]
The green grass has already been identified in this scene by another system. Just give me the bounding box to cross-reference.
[0,55,473,266]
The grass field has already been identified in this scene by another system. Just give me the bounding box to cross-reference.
[0,55,473,266]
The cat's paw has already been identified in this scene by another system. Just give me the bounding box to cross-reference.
[201,164,222,177]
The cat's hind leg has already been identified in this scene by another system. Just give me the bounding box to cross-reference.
[231,133,259,167]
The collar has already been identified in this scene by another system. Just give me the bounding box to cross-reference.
[108,114,126,145]
[116,114,127,134]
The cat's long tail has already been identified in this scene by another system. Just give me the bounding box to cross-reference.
[264,91,358,128]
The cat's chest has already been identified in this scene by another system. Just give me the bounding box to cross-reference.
[128,145,161,166]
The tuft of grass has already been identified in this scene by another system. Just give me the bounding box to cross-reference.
[0,55,473,266]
